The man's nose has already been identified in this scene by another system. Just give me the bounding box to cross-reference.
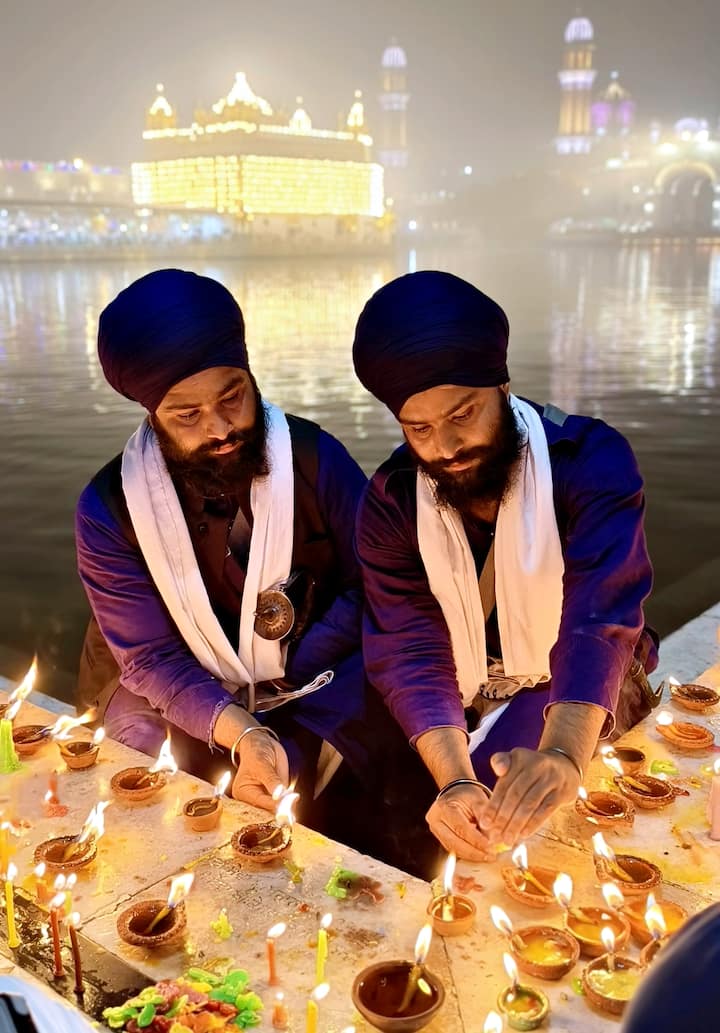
[435,424,464,461]
[205,409,232,440]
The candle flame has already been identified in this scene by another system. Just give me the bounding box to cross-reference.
[311,983,330,1003]
[656,710,674,727]
[92,727,105,746]
[214,770,231,798]
[713,759,720,776]
[553,872,573,908]
[34,863,46,879]
[414,923,433,965]
[602,882,625,910]
[167,872,194,907]
[148,731,178,775]
[484,1012,504,1033]
[592,831,616,863]
[600,926,615,953]
[53,874,66,892]
[577,785,588,800]
[600,747,624,777]
[511,843,528,871]
[6,862,17,882]
[645,897,667,940]
[668,675,680,687]
[65,873,77,891]
[67,911,81,929]
[76,801,110,847]
[49,709,95,741]
[49,892,66,911]
[271,783,286,802]
[503,952,519,985]
[442,851,457,897]
[490,905,514,937]
[320,912,333,931]
[267,921,286,939]
[275,790,299,828]
[9,657,37,705]
[6,700,23,722]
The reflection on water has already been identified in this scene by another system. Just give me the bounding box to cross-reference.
[0,244,718,697]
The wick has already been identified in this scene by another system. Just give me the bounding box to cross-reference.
[142,903,173,935]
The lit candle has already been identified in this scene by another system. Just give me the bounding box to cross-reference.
[34,862,49,905]
[4,862,19,949]
[143,872,194,934]
[442,852,456,920]
[305,983,329,1033]
[315,912,332,984]
[707,759,720,840]
[266,921,286,985]
[49,891,66,978]
[484,1011,504,1033]
[271,991,289,1030]
[0,702,23,774]
[601,926,616,971]
[66,911,84,995]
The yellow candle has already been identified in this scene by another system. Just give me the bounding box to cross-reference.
[5,863,19,949]
[305,998,318,1033]
[315,913,332,984]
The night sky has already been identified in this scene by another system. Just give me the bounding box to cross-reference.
[3,0,720,182]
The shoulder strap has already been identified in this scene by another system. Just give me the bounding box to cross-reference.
[542,402,569,427]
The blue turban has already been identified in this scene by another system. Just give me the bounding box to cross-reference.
[98,269,249,412]
[352,270,510,416]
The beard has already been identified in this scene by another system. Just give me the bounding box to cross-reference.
[411,396,526,515]
[152,382,269,499]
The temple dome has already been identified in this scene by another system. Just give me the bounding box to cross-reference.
[564,16,593,43]
[382,43,407,68]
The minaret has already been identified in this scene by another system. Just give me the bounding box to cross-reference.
[555,15,596,155]
[145,83,176,132]
[378,41,409,194]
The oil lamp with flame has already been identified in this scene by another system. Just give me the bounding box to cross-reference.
[117,872,194,947]
[554,871,630,958]
[592,831,662,897]
[501,843,556,908]
[490,904,578,981]
[2,659,38,766]
[427,852,476,935]
[111,732,177,802]
[34,801,110,871]
[352,923,445,1031]
[575,783,635,828]
[655,708,714,750]
[231,789,298,862]
[496,952,549,1031]
[582,924,643,1016]
[56,714,104,770]
[623,889,687,947]
[183,770,231,832]
[639,895,670,965]
[667,675,720,712]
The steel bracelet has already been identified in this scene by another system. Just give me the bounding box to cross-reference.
[541,745,584,782]
[230,724,280,767]
[436,777,492,802]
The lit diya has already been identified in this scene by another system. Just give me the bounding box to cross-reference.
[581,927,642,1017]
[655,709,714,751]
[426,853,476,936]
[183,770,231,832]
[603,746,646,775]
[34,801,109,872]
[623,891,687,947]
[58,726,104,770]
[491,905,579,981]
[638,895,673,966]
[575,786,635,828]
[592,832,662,898]
[497,953,549,1032]
[352,924,445,1033]
[111,732,177,802]
[501,844,556,909]
[554,872,630,958]
[14,707,95,759]
[231,788,298,863]
[117,873,193,948]
[668,676,720,712]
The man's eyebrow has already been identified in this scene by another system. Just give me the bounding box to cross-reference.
[162,375,246,412]
[400,391,477,426]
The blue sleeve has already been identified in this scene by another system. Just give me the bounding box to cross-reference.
[547,421,654,727]
[75,483,234,743]
[283,431,367,685]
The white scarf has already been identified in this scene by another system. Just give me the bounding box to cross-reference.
[416,395,564,706]
[121,403,294,700]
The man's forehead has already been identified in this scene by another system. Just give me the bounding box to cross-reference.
[159,366,248,409]
[399,384,495,423]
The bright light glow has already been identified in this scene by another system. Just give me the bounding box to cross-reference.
[214,770,232,797]
[320,912,333,931]
[275,790,300,828]
[414,923,433,965]
[92,727,105,746]
[443,853,456,897]
[645,896,667,940]
[656,710,674,727]
[602,883,624,910]
[9,656,38,706]
[6,862,17,882]
[167,872,194,907]
[407,219,417,231]
[592,832,616,863]
[484,1012,504,1033]
[149,732,178,775]
[490,905,514,937]
[76,801,110,848]
[268,922,286,939]
[601,926,615,953]
[553,872,573,908]
[577,786,588,800]
[713,759,720,776]
[49,709,95,741]
[311,983,330,1003]
[503,952,519,987]
[463,165,473,175]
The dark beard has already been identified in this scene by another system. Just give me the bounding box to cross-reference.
[412,397,526,515]
[152,387,269,499]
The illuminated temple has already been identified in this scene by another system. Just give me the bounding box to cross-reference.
[131,74,390,247]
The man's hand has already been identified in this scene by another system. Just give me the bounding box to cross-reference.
[425,783,494,862]
[231,731,290,811]
[482,747,581,846]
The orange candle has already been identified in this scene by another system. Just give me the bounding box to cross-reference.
[266,922,286,985]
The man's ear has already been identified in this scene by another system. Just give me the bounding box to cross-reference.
[500,382,510,398]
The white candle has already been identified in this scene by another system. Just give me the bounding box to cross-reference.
[707,759,720,840]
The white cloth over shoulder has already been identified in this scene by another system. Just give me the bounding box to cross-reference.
[416,394,564,706]
[121,402,293,694]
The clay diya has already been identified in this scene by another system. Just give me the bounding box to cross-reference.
[111,765,168,802]
[610,747,646,775]
[508,926,579,981]
[427,852,476,936]
[34,834,97,872]
[12,724,48,756]
[497,955,549,1031]
[231,789,297,863]
[352,960,445,1032]
[58,739,100,770]
[575,790,635,828]
[182,770,230,833]
[502,845,556,909]
[656,711,714,751]
[582,955,643,1016]
[116,898,187,948]
[614,772,677,809]
[669,681,720,712]
[593,854,663,899]
[564,908,631,958]
[624,899,687,947]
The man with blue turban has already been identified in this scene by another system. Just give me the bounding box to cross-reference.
[76,268,371,814]
[353,270,659,861]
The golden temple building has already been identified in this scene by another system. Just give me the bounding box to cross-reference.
[131,74,387,242]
